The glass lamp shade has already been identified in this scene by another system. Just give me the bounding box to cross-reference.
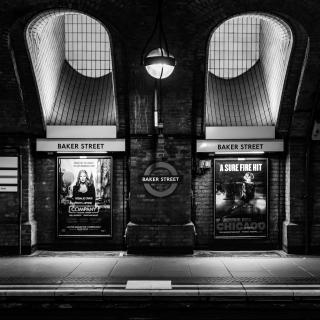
[144,48,175,79]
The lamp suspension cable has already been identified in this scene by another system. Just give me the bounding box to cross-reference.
[141,0,175,133]
[141,0,170,65]
[141,0,176,79]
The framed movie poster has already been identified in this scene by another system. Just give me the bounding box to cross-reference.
[214,158,268,238]
[57,156,112,237]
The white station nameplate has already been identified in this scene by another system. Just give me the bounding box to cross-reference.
[197,140,284,153]
[36,139,125,153]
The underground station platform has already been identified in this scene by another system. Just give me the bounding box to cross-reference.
[3,0,320,318]
[0,251,320,306]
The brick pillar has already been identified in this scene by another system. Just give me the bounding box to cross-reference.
[282,139,306,253]
[0,137,36,254]
[21,138,37,254]
[125,57,196,253]
[310,141,320,252]
[125,137,195,253]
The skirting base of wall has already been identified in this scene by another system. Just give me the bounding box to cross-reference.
[282,244,305,254]
[127,246,194,255]
[40,243,125,251]
[205,240,279,251]
[125,221,196,253]
[0,245,37,255]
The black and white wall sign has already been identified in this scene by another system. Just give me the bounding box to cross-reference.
[141,162,182,198]
[0,157,18,193]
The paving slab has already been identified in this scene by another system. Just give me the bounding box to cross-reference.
[150,258,191,278]
[222,258,269,270]
[0,257,81,279]
[65,258,118,278]
[188,258,231,277]
[222,258,272,278]
[290,258,320,277]
[108,258,153,278]
[260,266,311,278]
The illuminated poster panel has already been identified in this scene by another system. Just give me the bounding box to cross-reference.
[214,158,268,238]
[57,156,112,237]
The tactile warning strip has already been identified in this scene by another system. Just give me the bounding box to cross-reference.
[0,277,63,284]
[1,276,320,286]
[172,277,241,285]
[62,277,109,284]
[172,277,320,285]
[237,277,320,284]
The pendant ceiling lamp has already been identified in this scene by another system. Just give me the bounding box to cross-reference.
[141,0,176,79]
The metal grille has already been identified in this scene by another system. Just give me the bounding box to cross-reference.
[209,16,260,79]
[65,13,112,78]
[208,14,292,80]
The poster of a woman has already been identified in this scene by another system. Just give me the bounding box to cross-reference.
[57,156,112,237]
[72,170,96,204]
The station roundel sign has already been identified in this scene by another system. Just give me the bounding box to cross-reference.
[142,162,181,198]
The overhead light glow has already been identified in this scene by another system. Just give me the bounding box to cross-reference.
[144,48,175,79]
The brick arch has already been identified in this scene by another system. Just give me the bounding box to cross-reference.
[6,1,129,137]
[188,3,317,139]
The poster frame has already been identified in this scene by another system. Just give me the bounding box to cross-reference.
[56,155,113,238]
[213,157,269,239]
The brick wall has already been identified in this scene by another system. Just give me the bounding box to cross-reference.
[2,0,319,139]
[310,141,320,250]
[285,140,307,222]
[2,0,320,252]
[282,139,307,252]
[0,136,35,253]
[34,153,127,250]
[125,137,194,251]
[130,137,191,225]
[193,159,213,247]
[312,142,320,225]
[194,155,285,249]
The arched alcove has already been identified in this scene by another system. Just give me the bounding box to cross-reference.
[26,10,116,127]
[206,14,293,127]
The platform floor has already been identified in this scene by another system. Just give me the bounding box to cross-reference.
[1,250,320,304]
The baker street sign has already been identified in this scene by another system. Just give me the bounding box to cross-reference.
[141,176,181,183]
[197,140,284,153]
[141,162,182,198]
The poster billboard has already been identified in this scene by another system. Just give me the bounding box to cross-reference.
[57,156,112,237]
[214,158,268,238]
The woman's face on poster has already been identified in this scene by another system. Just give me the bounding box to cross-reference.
[80,172,87,183]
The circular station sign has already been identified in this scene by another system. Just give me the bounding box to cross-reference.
[141,162,181,198]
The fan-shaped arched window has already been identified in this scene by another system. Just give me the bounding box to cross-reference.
[206,14,293,127]
[26,11,116,127]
